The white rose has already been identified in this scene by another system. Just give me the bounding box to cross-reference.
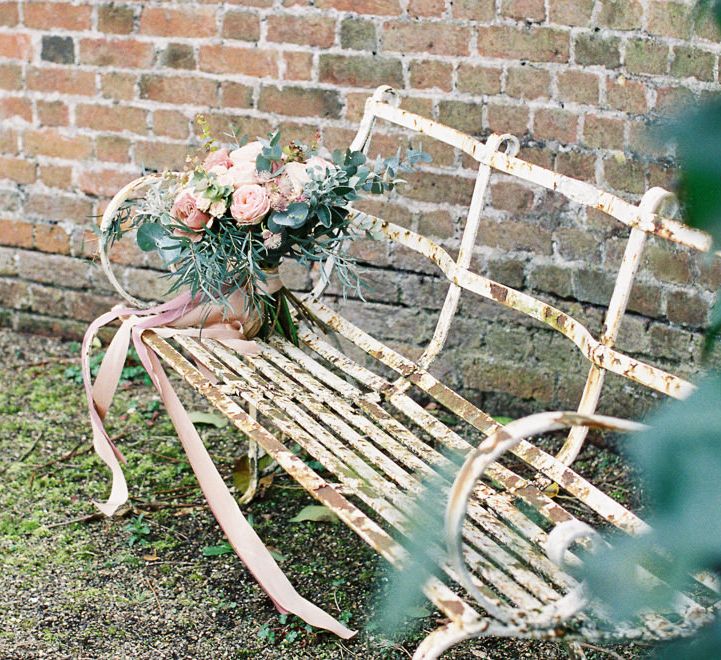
[283,161,310,196]
[217,162,258,188]
[209,199,227,218]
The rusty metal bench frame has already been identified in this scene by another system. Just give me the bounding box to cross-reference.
[101,86,719,658]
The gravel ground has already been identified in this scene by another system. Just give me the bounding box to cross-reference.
[0,328,650,659]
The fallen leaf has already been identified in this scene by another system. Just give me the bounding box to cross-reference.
[142,552,159,562]
[202,542,233,557]
[543,482,560,498]
[492,416,514,425]
[233,456,252,493]
[290,505,339,524]
[188,411,228,428]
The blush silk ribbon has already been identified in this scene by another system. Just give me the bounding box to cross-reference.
[81,279,355,639]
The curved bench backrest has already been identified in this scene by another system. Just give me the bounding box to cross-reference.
[336,86,717,465]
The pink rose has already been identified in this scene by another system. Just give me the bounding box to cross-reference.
[171,189,212,242]
[217,162,258,188]
[230,184,270,225]
[203,148,233,171]
[230,141,263,166]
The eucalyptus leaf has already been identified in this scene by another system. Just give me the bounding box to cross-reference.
[136,223,170,252]
[269,202,309,229]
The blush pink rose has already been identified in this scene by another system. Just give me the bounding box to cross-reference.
[203,148,233,171]
[171,189,212,242]
[230,141,263,167]
[230,184,271,225]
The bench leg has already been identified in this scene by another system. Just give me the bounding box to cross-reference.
[413,622,474,660]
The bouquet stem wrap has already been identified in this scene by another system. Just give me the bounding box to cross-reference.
[81,275,355,639]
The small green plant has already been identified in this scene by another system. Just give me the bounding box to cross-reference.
[256,613,315,647]
[64,347,151,385]
[124,514,151,547]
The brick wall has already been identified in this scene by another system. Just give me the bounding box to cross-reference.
[0,1,720,417]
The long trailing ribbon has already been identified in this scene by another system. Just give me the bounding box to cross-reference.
[81,280,355,639]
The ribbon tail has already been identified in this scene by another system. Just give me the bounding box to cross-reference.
[131,328,356,639]
[82,310,131,515]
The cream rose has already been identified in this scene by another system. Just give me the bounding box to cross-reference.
[171,189,212,242]
[229,141,263,166]
[283,161,310,196]
[217,162,258,189]
[203,148,233,171]
[230,184,271,225]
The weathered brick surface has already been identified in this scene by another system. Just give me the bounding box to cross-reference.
[0,0,718,416]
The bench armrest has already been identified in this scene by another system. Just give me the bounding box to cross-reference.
[444,411,646,627]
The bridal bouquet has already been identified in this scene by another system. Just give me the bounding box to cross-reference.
[104,119,429,342]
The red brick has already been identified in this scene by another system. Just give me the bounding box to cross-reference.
[39,164,72,189]
[199,45,279,77]
[0,218,33,248]
[24,128,93,160]
[606,77,648,114]
[491,181,535,212]
[100,72,137,101]
[95,135,131,163]
[220,82,253,108]
[0,33,32,60]
[222,10,261,41]
[267,14,335,48]
[37,100,69,127]
[0,96,32,122]
[477,26,569,62]
[318,54,403,88]
[77,168,136,197]
[259,85,342,118]
[76,104,148,134]
[453,0,494,19]
[140,75,217,105]
[487,103,530,135]
[409,60,452,91]
[506,66,551,100]
[456,64,502,95]
[97,3,135,34]
[556,69,599,105]
[315,0,401,15]
[135,141,188,171]
[79,38,154,68]
[0,62,21,90]
[0,156,35,184]
[24,2,91,30]
[408,0,445,17]
[501,0,545,22]
[140,6,217,38]
[548,0,594,26]
[533,108,578,143]
[25,192,93,223]
[583,114,625,150]
[34,223,70,254]
[27,66,96,96]
[0,2,19,26]
[0,127,17,154]
[283,51,313,81]
[384,21,471,56]
[152,110,190,139]
[597,0,643,30]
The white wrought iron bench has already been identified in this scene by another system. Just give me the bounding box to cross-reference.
[99,86,720,658]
